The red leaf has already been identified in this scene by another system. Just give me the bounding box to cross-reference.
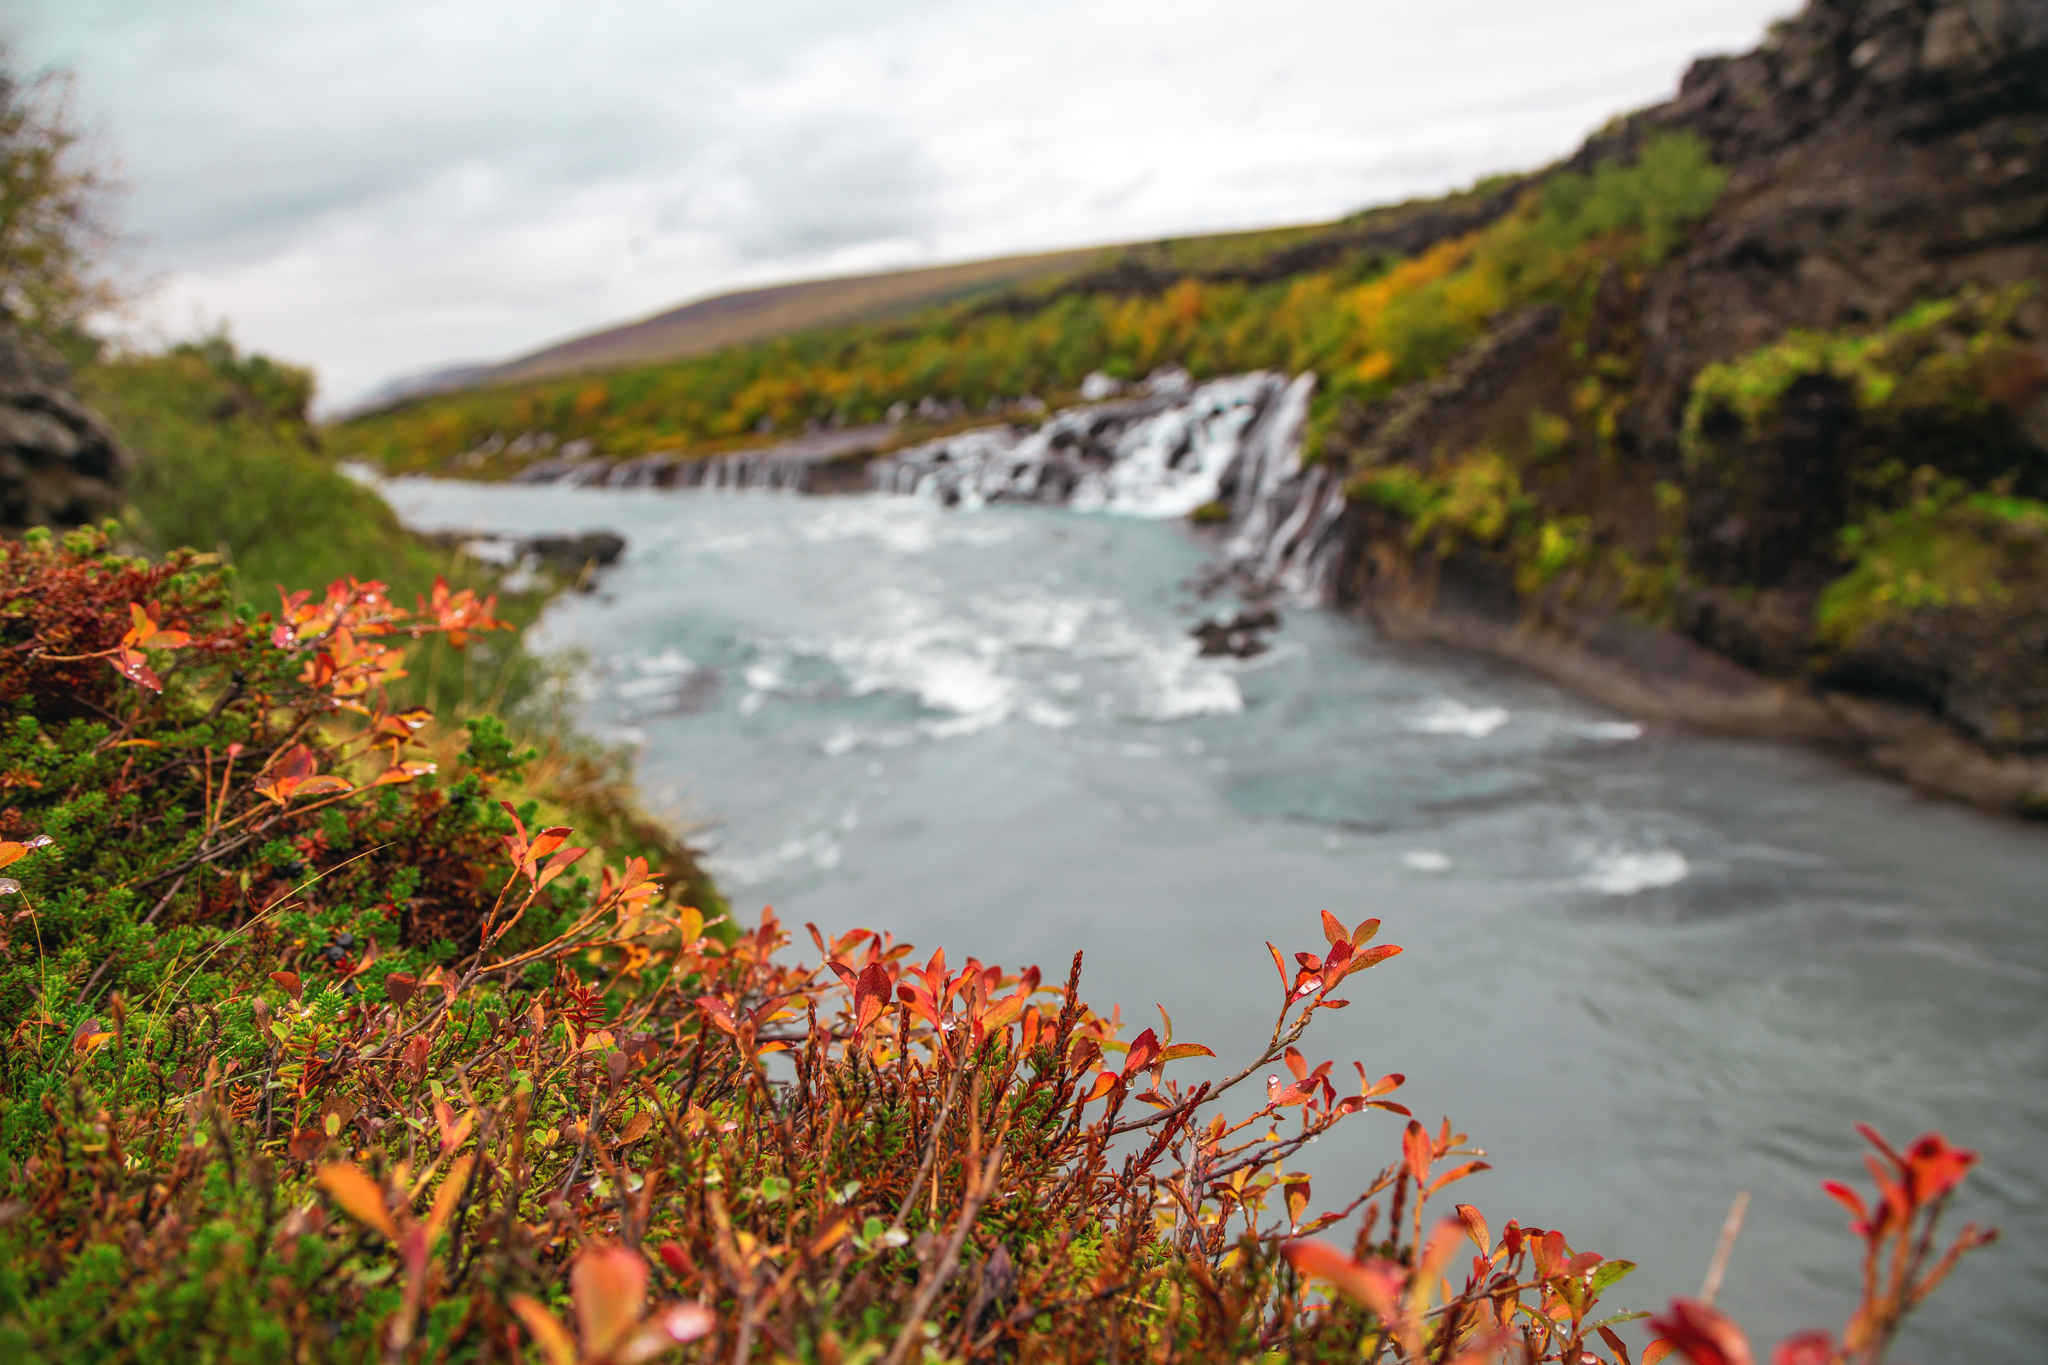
[384,972,417,1006]
[571,1245,648,1359]
[532,844,589,893]
[272,745,317,784]
[1281,1241,1401,1319]
[1820,1179,1869,1233]
[1319,910,1348,946]
[1402,1120,1432,1185]
[694,997,738,1036]
[1344,943,1403,976]
[1769,1331,1837,1365]
[1122,1027,1160,1078]
[1648,1299,1755,1365]
[1265,941,1289,992]
[1428,1160,1490,1197]
[1455,1203,1490,1255]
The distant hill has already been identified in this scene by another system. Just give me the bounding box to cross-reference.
[355,247,1113,411]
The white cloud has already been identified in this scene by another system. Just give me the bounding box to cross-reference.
[6,0,1793,407]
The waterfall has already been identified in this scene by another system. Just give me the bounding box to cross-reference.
[867,368,1344,602]
[510,424,892,493]
[503,375,1347,602]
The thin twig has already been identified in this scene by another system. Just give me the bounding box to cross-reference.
[1700,1191,1750,1306]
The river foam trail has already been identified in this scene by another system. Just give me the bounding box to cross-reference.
[387,480,2046,1358]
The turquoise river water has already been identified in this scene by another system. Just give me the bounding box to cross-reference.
[384,480,2045,1360]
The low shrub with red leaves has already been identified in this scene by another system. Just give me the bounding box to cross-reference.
[0,529,1995,1363]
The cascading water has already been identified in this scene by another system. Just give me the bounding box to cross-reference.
[866,369,1349,599]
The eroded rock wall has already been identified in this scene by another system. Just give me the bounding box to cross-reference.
[0,323,127,533]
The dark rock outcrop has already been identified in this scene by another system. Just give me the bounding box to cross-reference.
[0,323,127,532]
[1310,0,2048,814]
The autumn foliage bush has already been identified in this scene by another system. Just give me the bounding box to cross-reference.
[0,529,1994,1362]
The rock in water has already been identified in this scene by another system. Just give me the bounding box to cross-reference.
[0,322,127,533]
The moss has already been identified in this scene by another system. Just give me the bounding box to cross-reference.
[1816,488,2046,646]
[1188,499,1231,525]
[1517,515,1593,595]
[1526,408,1572,461]
[1348,447,1530,557]
[1682,284,2037,465]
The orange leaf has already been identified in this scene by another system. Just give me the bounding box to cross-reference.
[533,844,589,893]
[1344,943,1402,976]
[1320,910,1348,946]
[371,761,437,787]
[1157,1043,1216,1063]
[509,1295,578,1365]
[1402,1120,1433,1185]
[1281,1240,1402,1319]
[317,1162,398,1239]
[269,971,302,1000]
[291,775,353,798]
[695,997,738,1036]
[523,827,573,871]
[1428,1161,1491,1197]
[979,994,1026,1032]
[808,1211,853,1258]
[1284,1177,1312,1227]
[1351,917,1381,946]
[270,745,317,784]
[1641,1342,1676,1365]
[572,1245,648,1358]
[424,1155,474,1244]
[1455,1203,1491,1255]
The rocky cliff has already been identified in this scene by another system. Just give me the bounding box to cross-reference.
[1291,0,2048,814]
[0,322,127,533]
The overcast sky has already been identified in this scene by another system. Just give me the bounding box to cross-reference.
[9,0,1791,409]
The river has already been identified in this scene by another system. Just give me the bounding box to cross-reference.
[385,478,2044,1360]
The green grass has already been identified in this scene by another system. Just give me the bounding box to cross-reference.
[82,340,447,600]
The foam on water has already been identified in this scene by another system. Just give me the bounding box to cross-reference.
[1407,699,1511,737]
[1579,847,1691,895]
